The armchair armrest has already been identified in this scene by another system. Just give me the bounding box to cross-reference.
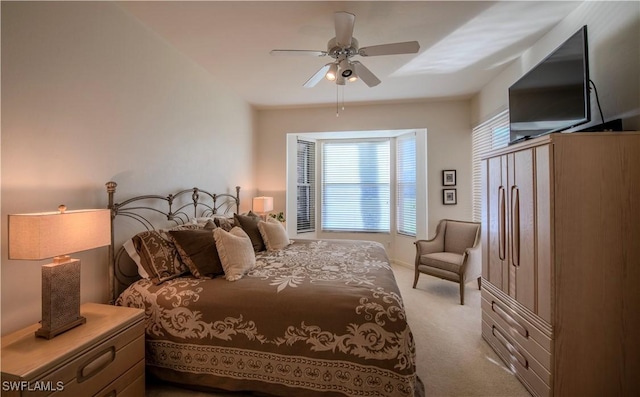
[415,220,446,257]
[462,242,482,280]
[414,238,443,256]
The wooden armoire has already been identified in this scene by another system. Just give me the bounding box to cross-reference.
[480,131,640,396]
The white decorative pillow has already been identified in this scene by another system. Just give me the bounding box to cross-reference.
[213,227,256,281]
[123,238,150,279]
[258,217,291,251]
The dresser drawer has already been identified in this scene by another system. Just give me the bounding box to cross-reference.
[482,315,550,397]
[481,288,552,371]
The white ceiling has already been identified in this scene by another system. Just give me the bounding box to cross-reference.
[118,1,582,108]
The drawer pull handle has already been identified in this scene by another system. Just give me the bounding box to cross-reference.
[78,346,116,382]
[492,301,529,338]
[492,325,528,369]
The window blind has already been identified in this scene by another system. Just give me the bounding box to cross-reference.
[396,134,417,236]
[321,140,390,232]
[297,139,315,233]
[471,110,510,222]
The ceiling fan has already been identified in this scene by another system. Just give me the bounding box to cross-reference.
[270,11,420,88]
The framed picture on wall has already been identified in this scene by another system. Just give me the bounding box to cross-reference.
[443,189,457,205]
[442,170,456,186]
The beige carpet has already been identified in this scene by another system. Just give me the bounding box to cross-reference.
[146,264,530,397]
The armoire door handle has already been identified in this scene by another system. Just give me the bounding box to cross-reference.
[498,186,506,260]
[511,186,520,267]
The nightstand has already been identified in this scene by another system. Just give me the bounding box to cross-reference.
[1,303,145,396]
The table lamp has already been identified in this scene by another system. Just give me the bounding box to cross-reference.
[8,206,111,339]
[252,196,274,220]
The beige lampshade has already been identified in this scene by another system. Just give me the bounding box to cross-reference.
[252,196,274,213]
[9,209,111,260]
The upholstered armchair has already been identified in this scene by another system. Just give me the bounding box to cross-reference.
[413,219,481,305]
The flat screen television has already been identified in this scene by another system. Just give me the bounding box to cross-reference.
[509,25,590,144]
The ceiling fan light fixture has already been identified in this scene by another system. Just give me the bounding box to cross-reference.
[325,63,338,81]
[348,74,358,83]
[338,59,354,78]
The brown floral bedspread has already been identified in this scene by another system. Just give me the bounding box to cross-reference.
[116,239,417,396]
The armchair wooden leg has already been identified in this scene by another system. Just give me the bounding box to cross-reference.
[477,277,482,290]
[413,269,419,288]
[459,282,465,305]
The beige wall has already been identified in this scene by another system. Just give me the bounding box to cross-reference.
[1,2,256,334]
[472,1,640,128]
[255,100,473,266]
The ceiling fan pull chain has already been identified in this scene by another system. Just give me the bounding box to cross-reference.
[336,84,339,117]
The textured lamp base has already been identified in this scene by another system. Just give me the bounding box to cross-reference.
[37,258,86,339]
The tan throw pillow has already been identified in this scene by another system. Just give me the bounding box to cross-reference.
[132,230,188,285]
[258,217,291,251]
[213,227,256,281]
[169,229,224,279]
[234,212,266,252]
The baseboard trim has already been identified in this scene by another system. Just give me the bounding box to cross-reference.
[391,259,413,270]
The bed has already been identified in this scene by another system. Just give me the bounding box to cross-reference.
[107,181,421,396]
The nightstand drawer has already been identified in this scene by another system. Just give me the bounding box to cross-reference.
[55,324,144,396]
[94,360,144,397]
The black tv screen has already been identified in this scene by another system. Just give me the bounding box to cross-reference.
[509,26,590,144]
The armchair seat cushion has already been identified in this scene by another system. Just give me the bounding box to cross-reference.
[419,252,463,274]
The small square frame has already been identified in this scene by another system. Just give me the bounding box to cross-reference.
[443,189,457,205]
[442,170,456,186]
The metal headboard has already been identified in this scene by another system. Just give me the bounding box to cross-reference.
[105,181,240,303]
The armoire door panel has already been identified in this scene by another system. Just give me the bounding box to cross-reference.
[507,154,516,298]
[510,149,536,312]
[534,145,552,324]
[486,155,508,292]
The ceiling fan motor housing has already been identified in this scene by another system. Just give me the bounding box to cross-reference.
[327,37,359,58]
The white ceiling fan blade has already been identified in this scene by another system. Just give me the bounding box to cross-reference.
[303,63,332,88]
[270,49,327,57]
[334,11,355,47]
[359,41,420,57]
[352,61,381,87]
